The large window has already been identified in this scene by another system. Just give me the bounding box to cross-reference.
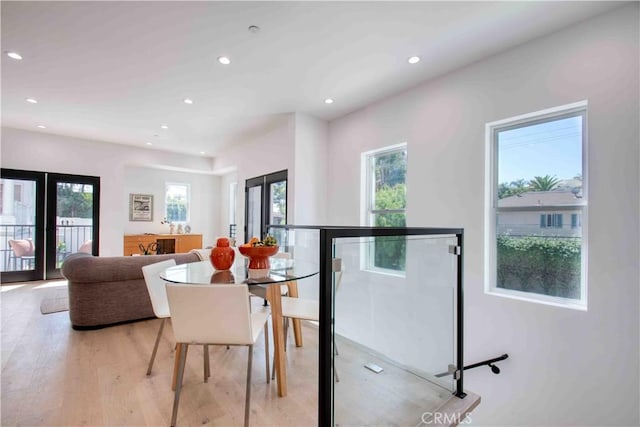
[486,102,587,308]
[362,143,407,272]
[165,183,190,223]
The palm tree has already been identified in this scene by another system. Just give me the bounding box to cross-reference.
[528,175,560,192]
[498,179,528,199]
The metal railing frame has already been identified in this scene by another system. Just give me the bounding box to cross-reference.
[267,225,465,427]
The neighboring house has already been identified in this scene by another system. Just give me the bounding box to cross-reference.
[497,190,584,237]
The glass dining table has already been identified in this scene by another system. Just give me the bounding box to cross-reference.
[160,257,319,397]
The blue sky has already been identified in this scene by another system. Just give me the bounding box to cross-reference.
[498,115,583,184]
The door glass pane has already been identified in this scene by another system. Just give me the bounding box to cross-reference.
[269,180,287,246]
[269,181,286,225]
[247,186,262,240]
[56,182,94,267]
[0,178,37,272]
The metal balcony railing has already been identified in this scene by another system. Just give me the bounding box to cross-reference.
[1,224,93,272]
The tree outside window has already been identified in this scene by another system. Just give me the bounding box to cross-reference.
[364,144,407,272]
[165,183,189,223]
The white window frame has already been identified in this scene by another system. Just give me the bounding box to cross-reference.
[484,101,588,310]
[165,182,190,224]
[360,142,407,276]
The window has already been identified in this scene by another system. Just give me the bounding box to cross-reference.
[362,143,407,272]
[486,102,587,308]
[540,213,563,228]
[571,213,580,229]
[165,183,189,223]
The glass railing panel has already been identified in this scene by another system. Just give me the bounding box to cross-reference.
[268,226,320,300]
[332,234,458,426]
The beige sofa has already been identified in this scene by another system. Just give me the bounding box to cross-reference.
[61,252,199,329]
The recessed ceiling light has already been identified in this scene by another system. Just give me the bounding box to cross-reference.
[26,98,38,104]
[248,25,260,34]
[200,151,205,155]
[7,51,22,60]
[160,125,168,129]
[408,56,421,64]
[183,98,193,104]
[146,142,153,146]
[37,124,46,129]
[217,56,231,65]
[324,98,334,104]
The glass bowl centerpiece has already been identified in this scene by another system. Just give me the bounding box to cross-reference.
[238,235,279,270]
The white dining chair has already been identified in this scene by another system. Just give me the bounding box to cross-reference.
[272,257,343,382]
[142,260,210,382]
[166,283,270,427]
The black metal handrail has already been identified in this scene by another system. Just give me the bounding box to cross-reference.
[436,354,509,377]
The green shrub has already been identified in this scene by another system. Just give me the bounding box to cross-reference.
[497,236,581,299]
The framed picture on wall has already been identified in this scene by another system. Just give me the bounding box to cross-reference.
[129,193,153,221]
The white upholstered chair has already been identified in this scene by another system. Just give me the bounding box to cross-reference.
[142,260,211,382]
[166,283,270,427]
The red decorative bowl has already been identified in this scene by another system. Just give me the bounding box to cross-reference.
[238,245,279,269]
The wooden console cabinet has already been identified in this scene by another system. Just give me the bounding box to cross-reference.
[123,234,203,256]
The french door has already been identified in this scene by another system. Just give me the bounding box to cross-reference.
[0,169,45,282]
[0,169,100,283]
[46,173,100,279]
[245,170,287,243]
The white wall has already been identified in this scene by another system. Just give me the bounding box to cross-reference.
[212,113,296,244]
[218,171,238,243]
[123,166,219,247]
[293,112,329,226]
[328,5,639,426]
[1,127,219,255]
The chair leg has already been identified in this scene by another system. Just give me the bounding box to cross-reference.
[146,318,166,376]
[244,345,253,427]
[204,345,210,383]
[171,343,188,427]
[264,324,270,384]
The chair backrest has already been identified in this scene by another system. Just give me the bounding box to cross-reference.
[142,259,176,318]
[188,248,211,261]
[9,239,35,257]
[166,283,254,345]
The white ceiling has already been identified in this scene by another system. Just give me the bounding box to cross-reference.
[1,1,623,158]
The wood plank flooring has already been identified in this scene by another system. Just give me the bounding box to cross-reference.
[1,281,455,426]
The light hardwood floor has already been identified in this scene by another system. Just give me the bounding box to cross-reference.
[1,281,456,427]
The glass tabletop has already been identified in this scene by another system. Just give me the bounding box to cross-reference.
[160,257,319,285]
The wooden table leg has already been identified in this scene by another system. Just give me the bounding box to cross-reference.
[266,284,288,397]
[286,280,303,347]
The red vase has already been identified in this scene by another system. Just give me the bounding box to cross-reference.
[210,237,235,270]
